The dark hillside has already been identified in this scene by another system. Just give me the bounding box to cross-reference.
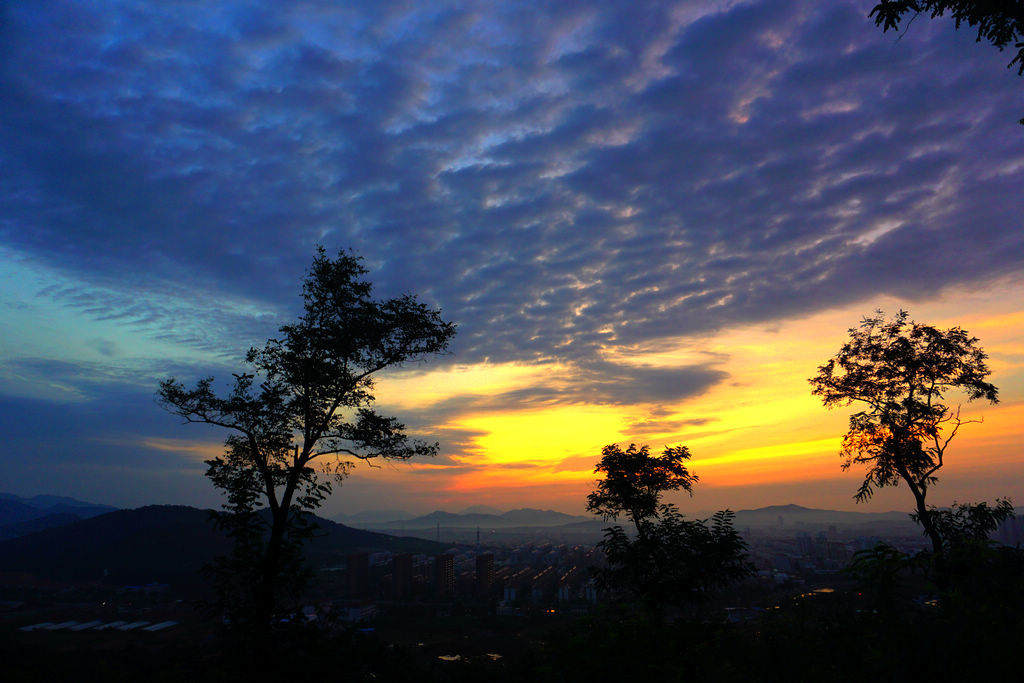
[0,499,47,526]
[0,511,84,541]
[0,505,444,591]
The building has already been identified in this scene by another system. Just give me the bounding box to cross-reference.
[434,554,454,596]
[994,515,1024,547]
[392,553,413,599]
[347,552,369,598]
[476,553,495,597]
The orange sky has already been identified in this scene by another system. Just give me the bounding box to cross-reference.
[329,275,1024,516]
[124,275,1023,517]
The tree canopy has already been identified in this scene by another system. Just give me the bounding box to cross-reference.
[587,443,750,611]
[869,1,1024,122]
[809,310,998,564]
[158,247,456,630]
[586,443,698,530]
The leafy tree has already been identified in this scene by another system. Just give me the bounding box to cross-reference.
[587,443,698,538]
[915,498,1016,590]
[587,443,751,610]
[158,247,455,631]
[845,542,915,611]
[869,1,1024,122]
[919,497,1015,544]
[596,506,751,608]
[809,310,998,573]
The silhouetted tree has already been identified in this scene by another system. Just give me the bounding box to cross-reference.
[596,506,751,609]
[587,443,751,611]
[809,310,998,578]
[158,247,455,633]
[916,498,1016,590]
[920,497,1015,544]
[587,443,698,539]
[846,542,915,611]
[869,1,1024,122]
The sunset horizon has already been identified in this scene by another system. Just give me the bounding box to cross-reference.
[2,0,1022,523]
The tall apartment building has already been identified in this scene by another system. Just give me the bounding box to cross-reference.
[392,553,413,599]
[347,552,369,598]
[434,553,454,596]
[476,553,495,597]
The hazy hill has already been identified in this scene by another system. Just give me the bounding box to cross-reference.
[501,508,590,525]
[347,503,923,544]
[356,508,592,530]
[0,505,444,591]
[732,504,915,531]
[0,505,224,589]
[0,512,85,541]
[0,499,45,526]
[0,492,117,526]
[460,504,504,515]
[334,508,416,524]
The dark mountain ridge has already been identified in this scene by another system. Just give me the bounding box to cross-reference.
[353,507,593,530]
[732,504,913,528]
[343,503,914,532]
[0,505,444,591]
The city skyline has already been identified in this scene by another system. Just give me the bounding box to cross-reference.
[1,1,1022,517]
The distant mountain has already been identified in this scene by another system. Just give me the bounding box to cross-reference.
[333,509,416,524]
[390,510,500,528]
[501,508,590,526]
[305,514,446,556]
[0,492,117,527]
[733,504,916,531]
[341,503,924,544]
[0,505,445,592]
[0,512,84,541]
[357,507,592,530]
[0,505,225,589]
[24,494,113,509]
[460,504,504,515]
[0,499,45,526]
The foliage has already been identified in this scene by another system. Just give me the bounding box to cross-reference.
[587,443,751,611]
[846,501,1017,612]
[595,505,752,608]
[914,498,1016,594]
[586,443,698,527]
[158,247,455,630]
[845,542,914,610]
[871,1,1024,72]
[916,497,1015,544]
[809,310,997,562]
[869,1,1024,122]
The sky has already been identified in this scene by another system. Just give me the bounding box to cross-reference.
[1,0,1022,518]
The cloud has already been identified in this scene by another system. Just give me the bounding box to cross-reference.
[623,415,717,436]
[88,338,119,358]
[1,0,1021,375]
[392,359,728,432]
[0,1,1021,507]
[0,386,221,505]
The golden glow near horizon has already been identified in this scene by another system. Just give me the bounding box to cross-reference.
[148,277,1024,513]
[383,277,1024,511]
[141,437,226,462]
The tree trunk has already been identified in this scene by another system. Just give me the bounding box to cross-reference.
[909,484,948,588]
[254,506,288,636]
[254,457,301,635]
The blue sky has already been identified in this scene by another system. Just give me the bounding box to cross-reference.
[1,0,1022,515]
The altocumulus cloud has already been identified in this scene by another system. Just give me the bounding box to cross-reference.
[1,0,1022,381]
